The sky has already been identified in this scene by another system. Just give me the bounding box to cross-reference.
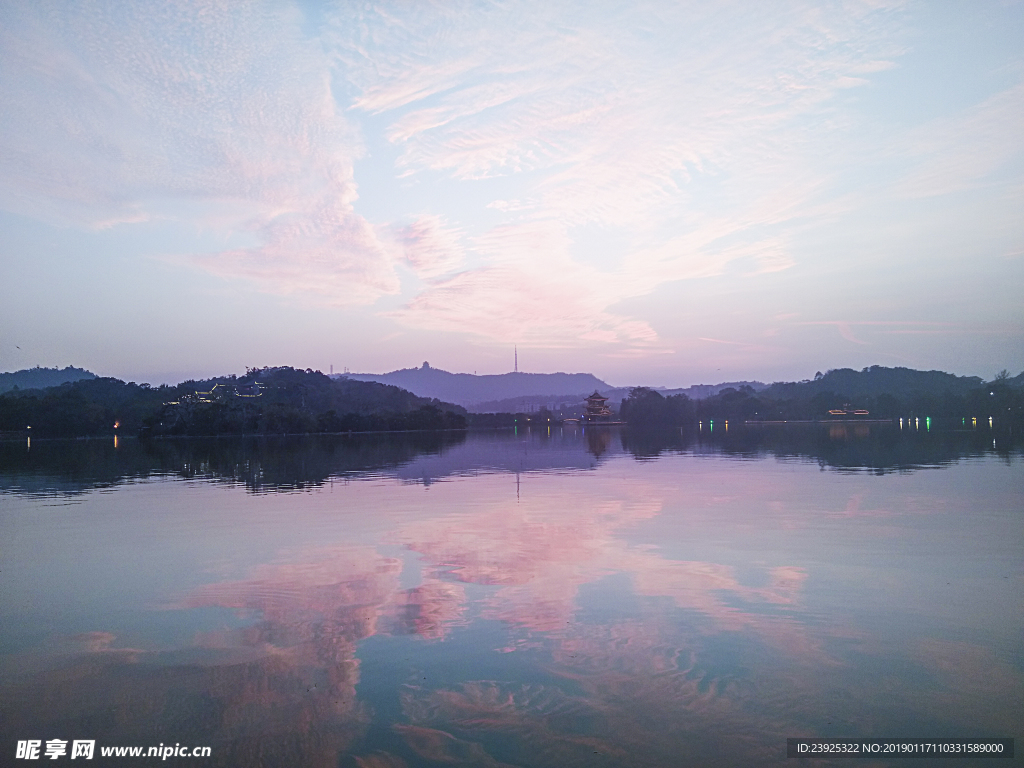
[0,0,1021,388]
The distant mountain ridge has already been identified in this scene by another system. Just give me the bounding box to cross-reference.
[0,366,97,394]
[340,363,611,408]
[341,364,771,413]
[337,363,1016,415]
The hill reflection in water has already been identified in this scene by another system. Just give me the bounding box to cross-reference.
[2,422,1019,497]
[0,427,1021,767]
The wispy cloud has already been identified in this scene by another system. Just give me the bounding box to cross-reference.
[387,216,663,348]
[0,0,398,304]
[190,191,399,302]
[893,82,1024,199]
[330,0,911,348]
[794,320,960,346]
[391,214,465,279]
[388,264,660,348]
[4,0,1019,375]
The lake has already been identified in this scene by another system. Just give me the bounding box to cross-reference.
[1,425,1021,767]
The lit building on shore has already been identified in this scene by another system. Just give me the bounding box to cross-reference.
[582,391,614,423]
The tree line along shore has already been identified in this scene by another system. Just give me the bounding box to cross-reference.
[0,365,1021,439]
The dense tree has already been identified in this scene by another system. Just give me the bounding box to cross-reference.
[4,364,1021,437]
[619,387,694,427]
[623,367,1024,427]
[0,367,466,437]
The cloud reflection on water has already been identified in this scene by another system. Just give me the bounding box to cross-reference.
[1,429,1020,766]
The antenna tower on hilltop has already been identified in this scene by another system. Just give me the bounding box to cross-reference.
[515,346,518,373]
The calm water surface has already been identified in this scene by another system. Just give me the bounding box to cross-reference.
[1,427,1021,767]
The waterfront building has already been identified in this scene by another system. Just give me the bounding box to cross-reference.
[582,391,614,423]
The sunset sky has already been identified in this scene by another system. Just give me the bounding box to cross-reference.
[1,0,1021,387]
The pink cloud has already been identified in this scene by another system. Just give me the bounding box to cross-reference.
[191,192,400,304]
[392,214,465,278]
[388,265,658,348]
[322,1,922,348]
[384,216,669,349]
[0,2,404,306]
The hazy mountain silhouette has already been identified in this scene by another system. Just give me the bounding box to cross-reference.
[339,364,771,411]
[340,362,611,408]
[0,366,96,394]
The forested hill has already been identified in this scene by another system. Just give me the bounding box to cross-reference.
[342,363,610,407]
[619,365,1023,426]
[0,366,96,394]
[0,367,466,437]
[763,366,985,399]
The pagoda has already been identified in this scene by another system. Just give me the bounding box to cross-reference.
[582,391,614,423]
